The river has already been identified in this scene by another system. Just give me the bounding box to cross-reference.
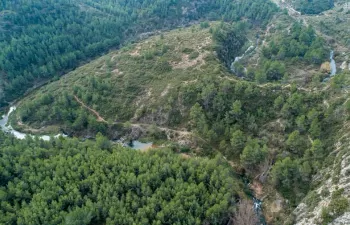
[330,50,337,76]
[230,45,255,73]
[1,106,152,150]
[241,176,267,225]
[0,106,66,140]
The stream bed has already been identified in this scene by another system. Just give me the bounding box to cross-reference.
[323,50,337,82]
[241,176,267,225]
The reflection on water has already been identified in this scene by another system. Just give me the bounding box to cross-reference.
[130,141,153,151]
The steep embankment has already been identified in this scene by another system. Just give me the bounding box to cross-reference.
[269,1,350,224]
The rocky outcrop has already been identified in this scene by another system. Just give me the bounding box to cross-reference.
[293,122,350,225]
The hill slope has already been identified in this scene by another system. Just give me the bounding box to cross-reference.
[0,0,278,107]
[11,21,350,223]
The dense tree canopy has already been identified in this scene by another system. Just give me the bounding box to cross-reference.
[262,23,328,65]
[0,131,241,225]
[291,0,334,14]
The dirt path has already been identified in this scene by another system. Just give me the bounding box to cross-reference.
[74,95,107,122]
[131,123,191,136]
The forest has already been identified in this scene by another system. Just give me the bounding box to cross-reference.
[0,0,278,107]
[0,131,243,225]
[291,0,334,14]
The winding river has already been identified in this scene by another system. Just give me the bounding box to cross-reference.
[0,106,151,150]
[0,106,66,140]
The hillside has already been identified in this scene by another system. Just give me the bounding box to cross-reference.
[0,0,277,108]
[268,1,350,224]
[2,0,350,224]
[10,19,350,223]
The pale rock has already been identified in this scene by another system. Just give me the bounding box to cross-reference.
[340,61,347,70]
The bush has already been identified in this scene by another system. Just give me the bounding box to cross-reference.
[182,48,194,54]
[189,51,200,60]
[200,21,210,29]
[154,60,172,73]
[321,188,349,224]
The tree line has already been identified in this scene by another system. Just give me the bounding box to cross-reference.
[291,0,334,14]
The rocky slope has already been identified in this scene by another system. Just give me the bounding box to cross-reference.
[270,1,350,224]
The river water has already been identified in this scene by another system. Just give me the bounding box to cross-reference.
[130,141,153,150]
[241,176,267,225]
[1,106,153,151]
[230,45,255,73]
[330,50,337,76]
[0,106,66,140]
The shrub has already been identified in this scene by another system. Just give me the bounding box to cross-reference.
[189,51,200,60]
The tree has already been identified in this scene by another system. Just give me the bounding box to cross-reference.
[240,138,268,169]
[228,130,246,157]
[230,100,243,120]
[190,103,208,135]
[295,115,307,133]
[286,131,305,155]
[311,139,325,158]
[309,118,321,139]
[255,71,267,84]
[64,208,94,225]
[264,61,286,81]
[271,157,305,201]
[95,132,111,150]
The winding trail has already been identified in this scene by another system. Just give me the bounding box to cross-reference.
[74,95,107,122]
[73,95,197,140]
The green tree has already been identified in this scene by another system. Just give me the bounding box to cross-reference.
[309,118,321,139]
[190,103,208,135]
[271,157,305,202]
[228,130,246,157]
[64,208,94,225]
[95,132,111,150]
[311,139,325,158]
[286,131,305,154]
[240,138,268,169]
